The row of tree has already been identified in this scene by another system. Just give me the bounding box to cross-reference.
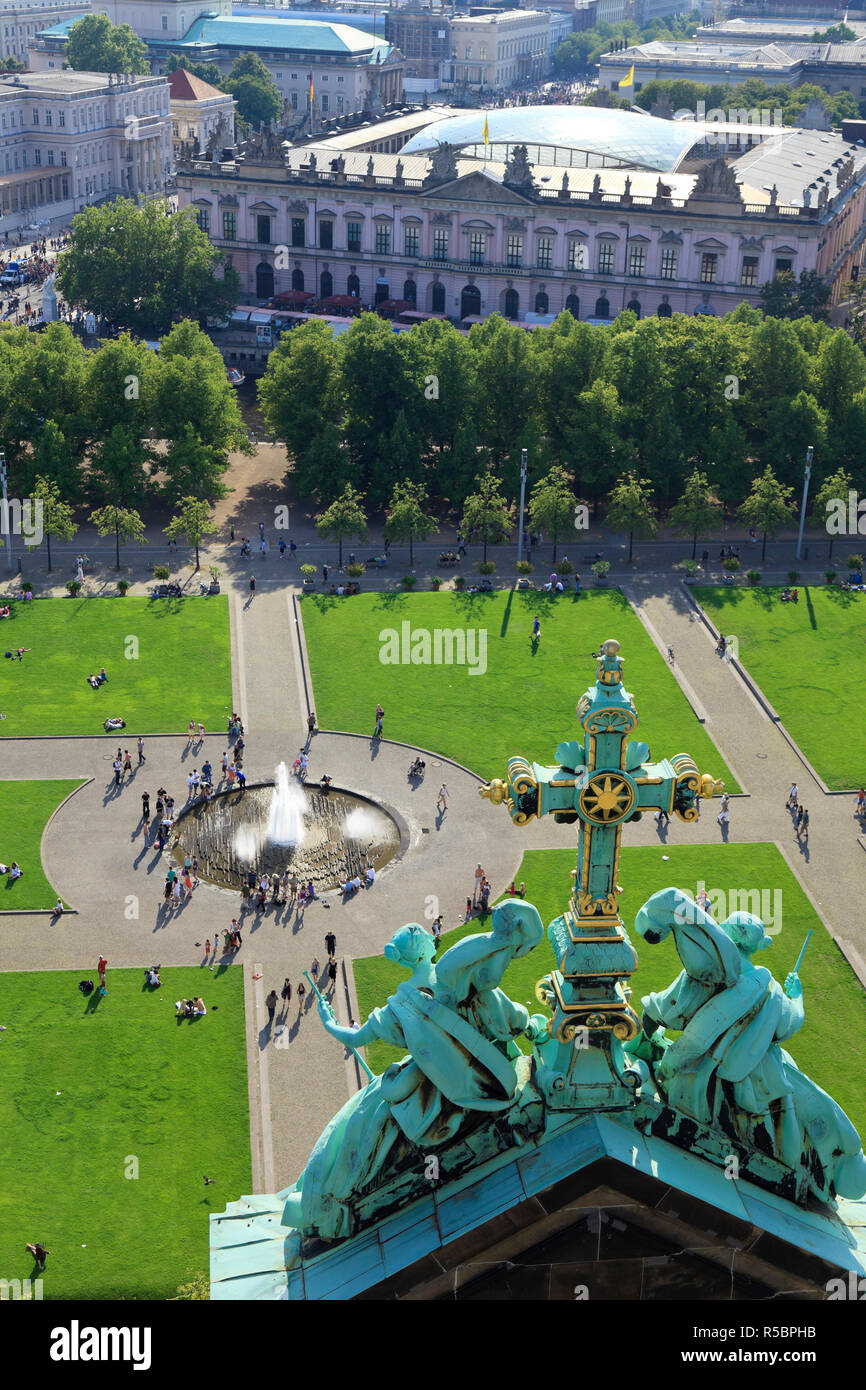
[0,318,251,502]
[630,75,863,128]
[32,478,220,570]
[553,12,700,77]
[257,306,866,515]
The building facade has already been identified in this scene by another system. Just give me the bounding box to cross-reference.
[168,66,234,160]
[446,9,551,89]
[385,7,452,88]
[176,107,866,326]
[0,69,171,235]
[600,36,866,96]
[0,0,87,62]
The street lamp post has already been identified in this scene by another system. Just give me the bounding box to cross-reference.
[0,452,11,573]
[517,448,528,564]
[795,445,814,562]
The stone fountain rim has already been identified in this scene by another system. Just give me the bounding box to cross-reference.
[171,780,411,890]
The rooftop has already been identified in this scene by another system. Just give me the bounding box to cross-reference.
[167,67,229,103]
[178,13,389,55]
[0,69,162,94]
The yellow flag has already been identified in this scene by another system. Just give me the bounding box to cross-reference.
[481,114,489,146]
[618,64,634,88]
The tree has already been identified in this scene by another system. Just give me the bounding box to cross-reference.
[461,472,512,561]
[528,465,575,563]
[164,497,218,570]
[760,270,830,322]
[56,198,240,338]
[384,480,438,566]
[738,465,796,563]
[605,471,657,563]
[66,14,148,75]
[88,424,151,505]
[668,468,723,559]
[471,316,536,465]
[258,320,343,500]
[31,475,77,571]
[165,52,224,87]
[842,277,866,348]
[315,483,367,566]
[152,320,250,497]
[224,54,281,128]
[91,503,147,570]
[810,467,853,560]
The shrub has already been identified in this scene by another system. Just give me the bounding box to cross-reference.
[723,556,741,572]
[681,559,698,576]
[209,565,221,581]
[515,560,534,575]
[591,560,611,578]
[402,573,417,589]
[747,570,761,585]
[558,559,574,575]
[787,570,800,584]
[117,579,130,595]
[345,563,364,578]
[454,574,466,590]
[476,560,496,576]
[65,579,81,596]
[847,554,863,571]
[153,565,170,580]
[300,564,317,577]
[430,576,442,589]
[826,569,837,583]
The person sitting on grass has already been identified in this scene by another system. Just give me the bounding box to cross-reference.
[0,605,10,618]
[97,667,107,684]
[9,861,22,879]
[87,673,100,688]
[145,965,161,988]
[191,996,206,1016]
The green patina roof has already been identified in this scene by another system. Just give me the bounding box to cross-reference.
[178,14,388,57]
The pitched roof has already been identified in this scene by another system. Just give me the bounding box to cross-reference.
[167,68,226,103]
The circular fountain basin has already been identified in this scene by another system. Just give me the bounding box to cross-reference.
[173,782,401,892]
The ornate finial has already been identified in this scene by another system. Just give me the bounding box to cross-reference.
[596,638,623,686]
[479,778,508,805]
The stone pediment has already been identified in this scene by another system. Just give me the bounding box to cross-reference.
[249,201,277,213]
[695,236,728,250]
[425,171,535,206]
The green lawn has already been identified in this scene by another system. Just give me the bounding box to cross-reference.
[0,966,250,1300]
[694,585,866,791]
[0,780,84,911]
[353,842,866,1143]
[302,590,738,789]
[0,597,232,737]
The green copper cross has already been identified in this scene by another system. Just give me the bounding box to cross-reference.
[480,639,723,1112]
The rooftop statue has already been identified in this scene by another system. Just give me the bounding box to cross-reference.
[628,888,866,1202]
[280,902,549,1245]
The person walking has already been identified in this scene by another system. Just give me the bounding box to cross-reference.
[307,711,317,738]
[265,988,278,1023]
[717,793,730,830]
[787,783,799,810]
[281,977,292,1006]
[532,617,541,643]
[327,957,338,989]
[26,1242,50,1271]
[249,575,256,599]
[113,757,122,787]
[141,790,150,820]
[800,809,810,843]
[137,736,145,765]
[97,954,108,992]
[857,788,865,819]
[123,749,132,775]
[473,863,484,906]
[311,956,320,984]
[432,915,443,947]
[437,783,448,811]
[297,980,306,1008]
[325,930,336,957]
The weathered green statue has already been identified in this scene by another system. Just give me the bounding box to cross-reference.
[280,900,549,1242]
[628,887,866,1203]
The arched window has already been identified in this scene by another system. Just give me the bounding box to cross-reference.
[504,287,519,319]
[256,262,274,300]
[565,293,579,319]
[347,272,360,297]
[431,281,445,313]
[626,298,641,318]
[534,290,549,315]
[374,281,389,305]
[320,269,333,299]
[403,278,417,303]
[656,301,672,318]
[291,267,304,292]
[594,296,610,319]
[460,284,481,320]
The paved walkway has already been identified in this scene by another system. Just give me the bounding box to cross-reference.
[3,565,865,1191]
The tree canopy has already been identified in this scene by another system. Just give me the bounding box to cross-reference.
[66,14,148,75]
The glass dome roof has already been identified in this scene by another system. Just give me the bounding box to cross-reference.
[400,106,704,173]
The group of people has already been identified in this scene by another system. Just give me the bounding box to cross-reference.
[86,667,108,689]
[239,868,317,914]
[466,863,493,917]
[781,587,800,604]
[265,931,341,1021]
[0,861,22,879]
[175,997,207,1018]
[341,866,375,896]
[787,784,810,844]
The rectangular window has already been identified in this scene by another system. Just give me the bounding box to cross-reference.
[506,234,523,267]
[321,94,329,113]
[347,220,361,252]
[660,247,678,280]
[222,211,236,240]
[319,220,333,250]
[741,255,759,287]
[597,242,615,275]
[775,257,793,275]
[337,96,344,113]
[375,224,391,255]
[628,244,645,277]
[47,149,54,165]
[34,148,41,166]
[567,241,585,271]
[161,14,167,28]
[196,208,210,233]
[537,236,553,270]
[290,92,298,109]
[337,75,344,83]
[469,231,485,265]
[404,225,418,257]
[700,252,718,284]
[32,109,38,124]
[291,217,305,247]
[432,227,448,261]
[257,215,271,245]
[60,150,67,166]
[58,110,65,127]
[46,110,52,126]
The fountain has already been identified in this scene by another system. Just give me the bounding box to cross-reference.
[174,767,401,891]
